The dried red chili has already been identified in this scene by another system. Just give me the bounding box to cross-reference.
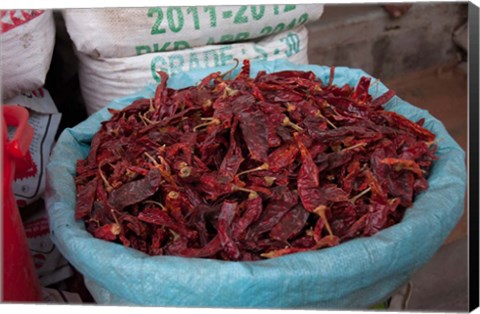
[75,60,437,260]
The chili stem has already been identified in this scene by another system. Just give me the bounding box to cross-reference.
[169,229,180,240]
[264,176,276,186]
[342,142,367,152]
[144,152,160,166]
[178,165,192,178]
[359,163,369,173]
[315,111,337,129]
[248,191,259,199]
[282,117,304,132]
[203,99,212,108]
[138,112,148,126]
[327,106,343,126]
[110,209,121,235]
[313,205,334,237]
[388,198,399,206]
[350,186,372,204]
[149,98,154,112]
[286,103,296,112]
[236,163,269,177]
[110,209,121,225]
[143,200,166,210]
[193,118,221,131]
[98,163,113,192]
[158,155,172,173]
[167,191,179,199]
[220,58,239,80]
[396,165,426,175]
[326,119,337,129]
[232,185,258,196]
[142,112,155,124]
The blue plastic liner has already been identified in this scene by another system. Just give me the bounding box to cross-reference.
[45,59,466,308]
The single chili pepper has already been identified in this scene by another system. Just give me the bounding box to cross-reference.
[75,177,99,220]
[121,213,148,237]
[231,192,262,240]
[270,205,310,242]
[380,157,424,176]
[165,190,187,225]
[218,120,244,179]
[149,227,167,256]
[363,202,393,236]
[174,235,223,258]
[93,223,121,241]
[329,203,357,237]
[246,198,297,239]
[107,168,162,211]
[352,76,372,103]
[370,89,396,109]
[267,143,299,173]
[261,234,340,259]
[235,100,269,162]
[138,206,197,239]
[217,201,241,260]
[380,111,435,141]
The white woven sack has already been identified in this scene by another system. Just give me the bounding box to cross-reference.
[79,26,310,115]
[63,4,323,58]
[1,10,55,100]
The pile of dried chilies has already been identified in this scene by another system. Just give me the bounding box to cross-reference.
[75,60,437,260]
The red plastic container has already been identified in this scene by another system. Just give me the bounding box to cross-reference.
[2,105,42,302]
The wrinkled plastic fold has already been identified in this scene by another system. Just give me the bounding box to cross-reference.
[45,59,466,308]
